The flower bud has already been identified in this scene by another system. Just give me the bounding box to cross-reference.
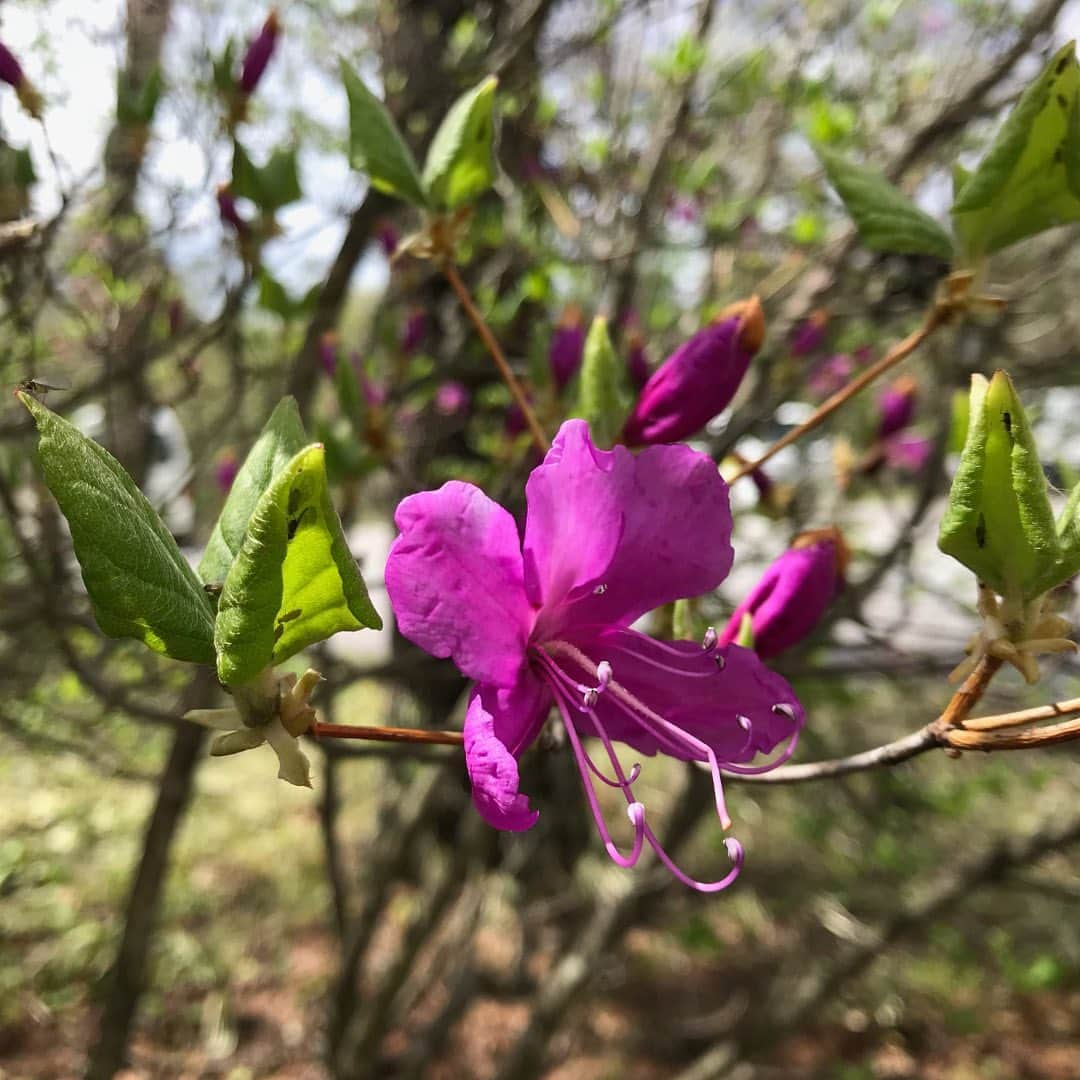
[319,331,338,376]
[883,432,932,473]
[216,184,248,234]
[717,527,847,659]
[434,380,470,417]
[790,309,828,357]
[400,308,427,356]
[549,305,585,391]
[807,353,853,399]
[877,375,918,439]
[622,297,764,447]
[215,451,239,494]
[622,313,650,391]
[0,40,42,118]
[239,10,280,96]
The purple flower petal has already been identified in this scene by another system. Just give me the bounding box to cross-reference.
[465,681,549,831]
[386,482,535,687]
[563,626,801,763]
[525,422,733,629]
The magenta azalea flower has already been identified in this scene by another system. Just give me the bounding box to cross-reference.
[386,421,803,890]
[718,528,847,659]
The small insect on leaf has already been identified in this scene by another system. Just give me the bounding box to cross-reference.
[17,377,69,400]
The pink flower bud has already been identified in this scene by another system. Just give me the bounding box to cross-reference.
[877,375,918,440]
[718,527,847,659]
[883,432,932,473]
[216,184,248,235]
[239,10,280,96]
[806,353,853,399]
[623,297,764,447]
[376,221,398,258]
[549,305,585,391]
[400,308,427,356]
[319,331,338,376]
[215,451,239,494]
[622,312,650,391]
[434,380,470,417]
[0,40,42,118]
[790,309,828,357]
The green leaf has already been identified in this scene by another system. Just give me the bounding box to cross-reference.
[938,372,1059,601]
[575,315,627,448]
[422,76,498,209]
[20,393,216,663]
[341,61,429,206]
[819,148,955,260]
[231,144,302,212]
[257,270,318,319]
[199,398,308,585]
[214,444,382,685]
[1052,482,1080,589]
[952,42,1080,258]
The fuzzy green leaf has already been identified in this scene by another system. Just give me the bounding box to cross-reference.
[952,42,1080,258]
[938,372,1059,601]
[199,398,308,585]
[819,148,955,260]
[422,76,498,209]
[575,315,627,449]
[214,444,382,686]
[21,393,216,663]
[342,61,429,207]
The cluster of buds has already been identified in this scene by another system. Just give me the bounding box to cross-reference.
[185,667,322,787]
[717,527,848,659]
[623,296,764,447]
[0,40,42,118]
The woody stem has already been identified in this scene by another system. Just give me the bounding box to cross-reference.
[730,304,947,483]
[312,721,464,747]
[442,262,550,453]
[936,655,1004,729]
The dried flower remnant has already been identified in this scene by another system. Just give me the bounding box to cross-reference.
[386,420,803,890]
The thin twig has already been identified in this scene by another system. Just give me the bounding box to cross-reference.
[730,305,947,483]
[442,262,549,453]
[960,695,1080,732]
[313,721,464,747]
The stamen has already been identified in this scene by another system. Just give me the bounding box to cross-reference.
[702,626,718,651]
[593,583,608,595]
[713,653,726,670]
[719,705,805,775]
[535,648,745,893]
[579,658,614,710]
[547,682,646,869]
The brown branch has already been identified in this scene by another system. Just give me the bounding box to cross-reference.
[313,720,464,747]
[442,262,549,452]
[730,304,947,482]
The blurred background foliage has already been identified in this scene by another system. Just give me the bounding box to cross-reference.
[2,1,1080,1078]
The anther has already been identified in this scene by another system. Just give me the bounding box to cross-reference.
[593,583,608,595]
[596,660,613,687]
[737,714,752,732]
[580,660,614,710]
[724,837,744,862]
[702,626,718,651]
[713,652,726,670]
[627,801,645,826]
[771,702,796,721]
